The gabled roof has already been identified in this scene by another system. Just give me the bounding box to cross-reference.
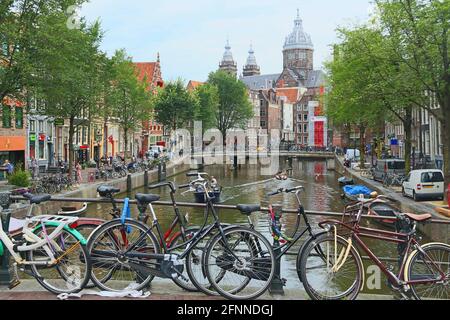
[187,80,205,91]
[276,88,300,104]
[134,62,157,84]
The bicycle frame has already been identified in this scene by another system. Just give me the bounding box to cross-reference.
[0,204,79,266]
[318,218,447,288]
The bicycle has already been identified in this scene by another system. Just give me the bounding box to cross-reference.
[0,193,91,294]
[383,173,405,188]
[298,194,450,300]
[86,172,275,300]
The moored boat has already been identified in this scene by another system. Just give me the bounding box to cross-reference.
[338,176,354,186]
[58,202,88,217]
[342,185,374,201]
[194,187,222,204]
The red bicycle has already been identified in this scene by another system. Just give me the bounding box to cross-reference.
[298,195,450,300]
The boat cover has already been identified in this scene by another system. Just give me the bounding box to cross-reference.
[343,185,373,196]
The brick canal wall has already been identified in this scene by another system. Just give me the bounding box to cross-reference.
[334,156,449,243]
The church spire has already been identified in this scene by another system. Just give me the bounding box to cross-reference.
[243,44,260,77]
[219,39,237,77]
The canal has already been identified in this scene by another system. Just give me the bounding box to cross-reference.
[84,158,442,297]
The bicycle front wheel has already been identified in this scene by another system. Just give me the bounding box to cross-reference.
[298,232,363,300]
[87,219,160,292]
[406,243,450,300]
[204,227,275,300]
[28,228,91,294]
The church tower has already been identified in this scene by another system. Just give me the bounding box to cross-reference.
[282,9,314,81]
[243,45,261,77]
[219,40,238,77]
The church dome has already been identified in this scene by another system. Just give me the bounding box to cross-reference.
[283,10,314,51]
[222,40,235,63]
[245,45,258,67]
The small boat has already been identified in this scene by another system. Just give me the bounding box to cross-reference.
[342,185,374,201]
[194,187,222,204]
[367,201,399,226]
[58,202,88,217]
[338,176,354,186]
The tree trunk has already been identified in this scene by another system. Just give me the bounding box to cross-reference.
[68,116,75,179]
[442,119,450,189]
[359,125,366,170]
[124,128,129,160]
[404,109,413,175]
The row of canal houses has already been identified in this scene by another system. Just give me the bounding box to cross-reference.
[0,55,165,172]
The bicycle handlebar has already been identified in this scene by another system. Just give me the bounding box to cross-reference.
[267,186,304,197]
[148,182,176,193]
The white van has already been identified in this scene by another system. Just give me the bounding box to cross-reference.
[402,169,445,201]
[345,149,360,161]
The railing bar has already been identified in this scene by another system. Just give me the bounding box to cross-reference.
[9,196,450,225]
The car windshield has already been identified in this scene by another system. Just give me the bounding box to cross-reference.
[388,161,405,170]
[421,172,444,183]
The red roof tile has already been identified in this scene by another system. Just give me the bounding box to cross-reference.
[187,81,205,91]
[134,62,157,85]
[276,88,299,104]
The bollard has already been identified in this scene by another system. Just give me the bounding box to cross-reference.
[144,170,149,193]
[0,192,12,286]
[269,205,285,295]
[158,161,167,182]
[127,174,132,197]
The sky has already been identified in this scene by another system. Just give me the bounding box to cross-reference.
[80,0,374,82]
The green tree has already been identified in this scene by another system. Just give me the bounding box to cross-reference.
[0,0,83,102]
[207,70,253,144]
[106,49,152,159]
[193,83,219,132]
[30,11,103,176]
[375,0,450,185]
[153,79,197,131]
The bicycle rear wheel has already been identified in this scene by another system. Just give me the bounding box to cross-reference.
[406,243,450,300]
[298,232,363,300]
[204,227,275,300]
[87,219,160,292]
[28,228,91,294]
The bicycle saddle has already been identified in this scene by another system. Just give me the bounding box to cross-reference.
[23,193,51,205]
[97,186,121,197]
[135,194,160,204]
[402,213,432,222]
[236,204,261,216]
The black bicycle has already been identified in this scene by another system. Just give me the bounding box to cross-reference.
[86,172,276,300]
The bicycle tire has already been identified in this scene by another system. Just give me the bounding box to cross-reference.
[87,219,160,292]
[405,242,450,300]
[298,232,364,300]
[204,227,276,300]
[27,228,91,294]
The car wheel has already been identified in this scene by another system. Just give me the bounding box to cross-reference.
[402,187,406,197]
[413,191,418,202]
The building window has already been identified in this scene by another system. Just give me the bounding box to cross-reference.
[39,141,45,160]
[2,105,12,128]
[15,107,23,129]
[260,109,267,117]
[260,121,267,128]
[47,122,53,137]
[304,114,308,121]
[38,120,44,133]
[30,120,36,132]
[304,104,308,111]
[304,124,308,133]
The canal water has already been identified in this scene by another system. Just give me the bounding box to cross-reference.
[84,158,440,296]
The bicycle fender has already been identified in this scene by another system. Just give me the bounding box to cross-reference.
[0,241,3,256]
[33,223,88,246]
[403,242,450,283]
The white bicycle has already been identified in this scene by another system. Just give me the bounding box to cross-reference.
[0,193,91,294]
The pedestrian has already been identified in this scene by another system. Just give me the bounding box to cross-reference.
[30,157,38,178]
[3,160,14,176]
[76,162,83,184]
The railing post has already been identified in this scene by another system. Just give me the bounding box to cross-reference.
[127,174,132,198]
[269,205,285,295]
[144,170,149,193]
[0,192,12,286]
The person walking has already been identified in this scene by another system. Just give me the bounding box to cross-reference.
[30,157,38,178]
[75,162,83,185]
[4,160,14,176]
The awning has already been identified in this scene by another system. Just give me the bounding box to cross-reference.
[0,136,26,151]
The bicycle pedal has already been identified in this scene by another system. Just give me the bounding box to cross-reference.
[8,279,21,290]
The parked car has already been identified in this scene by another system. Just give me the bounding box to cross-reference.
[345,149,360,162]
[372,159,406,182]
[402,169,445,201]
